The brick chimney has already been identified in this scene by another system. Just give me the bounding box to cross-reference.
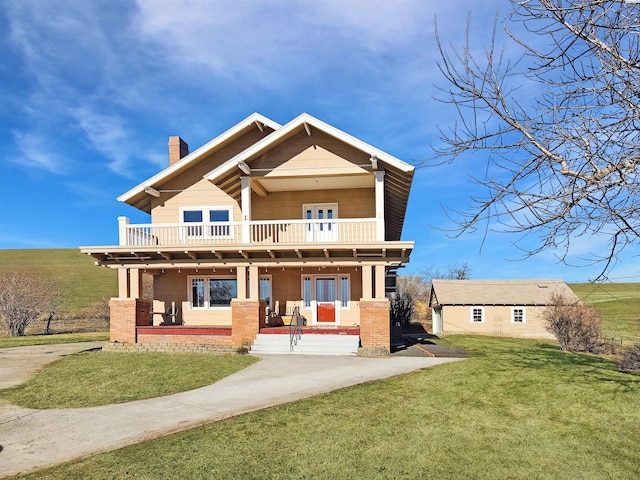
[168,136,189,165]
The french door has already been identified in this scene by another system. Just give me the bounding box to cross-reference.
[304,204,338,242]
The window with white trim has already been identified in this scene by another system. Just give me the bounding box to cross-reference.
[302,276,312,308]
[470,306,485,323]
[180,206,233,239]
[340,276,350,308]
[188,276,237,309]
[512,307,526,324]
[259,276,272,308]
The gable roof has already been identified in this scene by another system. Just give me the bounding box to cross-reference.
[430,279,580,306]
[204,113,413,181]
[118,112,281,212]
[116,112,414,240]
[204,113,415,240]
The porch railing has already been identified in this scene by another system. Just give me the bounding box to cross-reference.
[120,217,379,246]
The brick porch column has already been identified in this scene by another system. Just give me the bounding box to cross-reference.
[359,298,391,353]
[109,298,152,343]
[231,299,266,347]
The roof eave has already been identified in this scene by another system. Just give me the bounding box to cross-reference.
[118,112,281,207]
[203,113,415,183]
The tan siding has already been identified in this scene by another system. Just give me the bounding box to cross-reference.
[265,268,362,325]
[268,269,302,314]
[152,179,241,224]
[182,308,232,326]
[441,305,554,339]
[251,130,370,171]
[153,271,185,323]
[252,188,374,221]
[153,270,233,326]
[339,306,360,325]
[148,127,270,219]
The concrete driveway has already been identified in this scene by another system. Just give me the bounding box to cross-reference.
[0,344,462,477]
[0,342,105,390]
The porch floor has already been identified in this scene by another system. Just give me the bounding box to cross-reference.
[260,326,360,335]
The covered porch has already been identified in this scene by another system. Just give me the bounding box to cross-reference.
[85,242,410,354]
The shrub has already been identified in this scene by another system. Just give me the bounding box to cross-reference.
[543,293,602,352]
[236,341,251,355]
[618,343,640,373]
[390,291,414,327]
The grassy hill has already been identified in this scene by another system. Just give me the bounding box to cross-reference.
[0,250,638,341]
[0,249,116,312]
[571,282,640,343]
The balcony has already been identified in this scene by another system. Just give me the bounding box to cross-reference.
[119,217,380,247]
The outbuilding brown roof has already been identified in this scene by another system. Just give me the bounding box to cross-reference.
[429,279,580,307]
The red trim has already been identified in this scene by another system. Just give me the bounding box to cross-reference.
[261,326,360,335]
[137,326,232,336]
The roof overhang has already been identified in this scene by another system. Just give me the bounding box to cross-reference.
[203,113,415,240]
[118,113,281,213]
[80,241,414,270]
[204,113,413,182]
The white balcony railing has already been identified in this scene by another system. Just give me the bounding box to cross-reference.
[119,218,379,247]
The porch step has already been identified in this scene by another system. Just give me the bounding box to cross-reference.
[250,333,359,355]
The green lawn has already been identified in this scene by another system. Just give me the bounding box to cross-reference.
[571,283,640,342]
[0,332,108,349]
[0,248,116,311]
[14,336,640,479]
[0,351,259,408]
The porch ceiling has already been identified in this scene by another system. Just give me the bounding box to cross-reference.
[215,166,412,241]
[81,242,413,268]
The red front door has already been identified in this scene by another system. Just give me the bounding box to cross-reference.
[316,277,336,323]
[318,303,336,323]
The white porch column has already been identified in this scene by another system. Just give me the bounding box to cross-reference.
[118,216,130,246]
[374,264,386,299]
[248,265,259,300]
[374,171,385,241]
[361,265,373,300]
[241,176,251,244]
[236,266,247,299]
[117,268,128,298]
[129,268,141,299]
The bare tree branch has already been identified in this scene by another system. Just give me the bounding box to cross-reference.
[0,271,61,336]
[433,0,640,279]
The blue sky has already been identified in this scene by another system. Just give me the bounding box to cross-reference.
[1,0,637,282]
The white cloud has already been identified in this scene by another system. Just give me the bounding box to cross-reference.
[68,107,131,176]
[133,0,434,86]
[11,132,65,174]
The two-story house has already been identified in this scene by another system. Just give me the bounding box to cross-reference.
[81,113,414,354]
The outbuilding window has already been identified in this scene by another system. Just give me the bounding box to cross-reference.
[470,306,485,323]
[512,307,526,324]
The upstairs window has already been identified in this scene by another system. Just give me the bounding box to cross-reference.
[181,206,233,239]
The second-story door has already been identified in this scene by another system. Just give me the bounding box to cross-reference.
[304,203,338,243]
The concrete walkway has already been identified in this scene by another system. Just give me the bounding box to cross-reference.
[0,344,461,477]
